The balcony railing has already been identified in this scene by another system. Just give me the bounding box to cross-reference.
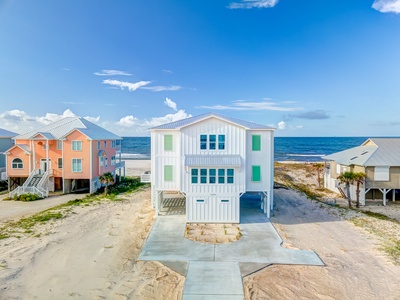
[115,161,125,169]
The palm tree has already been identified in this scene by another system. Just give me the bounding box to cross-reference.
[99,172,114,196]
[337,171,355,208]
[313,163,325,189]
[353,172,366,208]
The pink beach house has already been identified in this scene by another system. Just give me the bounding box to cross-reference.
[5,117,125,197]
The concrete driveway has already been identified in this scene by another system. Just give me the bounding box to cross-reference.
[0,193,89,223]
[140,196,324,299]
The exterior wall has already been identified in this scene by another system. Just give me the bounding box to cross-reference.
[181,118,247,194]
[6,147,31,177]
[91,139,117,178]
[245,130,274,193]
[365,166,400,189]
[0,137,13,168]
[63,131,91,179]
[186,194,240,223]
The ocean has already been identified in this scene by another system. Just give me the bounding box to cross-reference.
[121,136,368,162]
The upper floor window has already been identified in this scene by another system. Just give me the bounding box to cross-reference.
[105,157,108,168]
[164,134,173,151]
[104,141,107,148]
[111,156,116,166]
[58,158,63,169]
[252,135,261,151]
[100,156,104,167]
[12,158,23,169]
[98,141,101,150]
[57,140,62,150]
[112,140,116,148]
[200,134,226,150]
[72,141,82,151]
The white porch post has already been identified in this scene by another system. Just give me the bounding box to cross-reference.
[46,140,49,173]
[379,188,391,206]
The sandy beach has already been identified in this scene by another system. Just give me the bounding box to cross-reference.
[1,160,400,299]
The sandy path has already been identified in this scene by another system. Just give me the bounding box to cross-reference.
[244,188,400,300]
[0,188,184,300]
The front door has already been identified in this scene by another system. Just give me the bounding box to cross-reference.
[40,159,51,173]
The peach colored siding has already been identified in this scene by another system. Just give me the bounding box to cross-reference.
[7,147,30,177]
[92,140,117,177]
[63,130,91,179]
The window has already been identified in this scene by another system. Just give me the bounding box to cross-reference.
[218,135,225,150]
[111,156,116,166]
[58,158,63,169]
[12,158,23,169]
[191,169,198,183]
[227,169,234,184]
[42,144,47,150]
[72,141,82,151]
[97,141,101,150]
[57,140,62,150]
[336,164,341,174]
[252,135,261,151]
[200,134,225,150]
[200,135,207,150]
[100,156,104,167]
[209,169,216,184]
[218,169,225,183]
[72,159,82,172]
[164,134,173,151]
[112,140,116,148]
[164,165,173,181]
[200,169,207,183]
[105,157,108,168]
[374,166,389,181]
[191,168,234,184]
[104,141,107,148]
[252,165,261,182]
[209,135,216,150]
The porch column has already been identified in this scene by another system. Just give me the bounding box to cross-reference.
[46,140,49,173]
[393,189,396,202]
[379,188,391,206]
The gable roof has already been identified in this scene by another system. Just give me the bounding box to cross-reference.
[14,117,121,141]
[150,112,275,131]
[0,128,17,138]
[4,144,31,155]
[323,138,400,167]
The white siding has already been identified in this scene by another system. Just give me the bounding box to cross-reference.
[186,194,239,223]
[245,130,274,193]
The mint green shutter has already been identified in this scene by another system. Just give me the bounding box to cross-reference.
[164,135,173,151]
[164,165,173,181]
[252,135,261,151]
[252,165,261,182]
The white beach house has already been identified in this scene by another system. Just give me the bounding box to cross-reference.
[150,112,275,223]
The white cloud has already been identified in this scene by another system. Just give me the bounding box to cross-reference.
[141,85,183,92]
[162,69,173,74]
[36,109,76,125]
[115,115,139,128]
[164,97,178,111]
[278,121,286,130]
[372,0,400,13]
[94,70,132,76]
[102,79,151,91]
[142,110,192,128]
[199,99,303,112]
[228,0,278,9]
[84,116,100,123]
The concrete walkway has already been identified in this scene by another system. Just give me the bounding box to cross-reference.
[140,197,324,299]
[0,193,89,223]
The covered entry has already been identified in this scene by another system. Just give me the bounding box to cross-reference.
[157,191,186,216]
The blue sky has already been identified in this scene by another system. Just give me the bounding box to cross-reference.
[0,0,400,137]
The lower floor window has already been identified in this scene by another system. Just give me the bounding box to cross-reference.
[72,158,82,172]
[12,158,23,169]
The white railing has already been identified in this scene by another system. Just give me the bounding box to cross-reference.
[10,169,49,198]
[140,171,151,183]
[9,186,47,198]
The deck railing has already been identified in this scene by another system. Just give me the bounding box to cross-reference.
[10,169,49,198]
[115,161,125,169]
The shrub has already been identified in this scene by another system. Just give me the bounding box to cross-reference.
[13,193,43,202]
